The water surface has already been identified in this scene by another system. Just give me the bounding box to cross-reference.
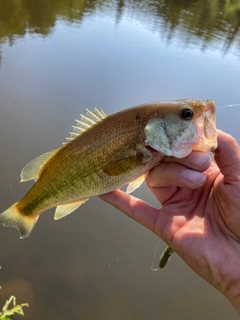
[0,1,240,319]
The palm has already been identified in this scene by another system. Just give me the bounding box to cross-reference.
[152,161,221,250]
[151,162,232,282]
[100,131,240,301]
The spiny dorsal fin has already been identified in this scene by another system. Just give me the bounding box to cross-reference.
[63,108,107,144]
[20,149,59,182]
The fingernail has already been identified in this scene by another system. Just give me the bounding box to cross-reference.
[190,153,210,167]
[182,169,205,183]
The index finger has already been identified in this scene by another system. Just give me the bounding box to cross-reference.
[146,151,212,191]
[162,151,212,171]
[99,190,159,232]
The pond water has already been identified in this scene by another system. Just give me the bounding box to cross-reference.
[0,0,240,319]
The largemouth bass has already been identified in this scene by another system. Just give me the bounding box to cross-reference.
[0,99,217,239]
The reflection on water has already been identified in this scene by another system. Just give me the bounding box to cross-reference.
[0,0,240,319]
[0,0,240,62]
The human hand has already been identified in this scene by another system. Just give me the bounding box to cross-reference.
[100,130,240,313]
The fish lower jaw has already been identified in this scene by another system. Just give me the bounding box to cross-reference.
[192,136,218,153]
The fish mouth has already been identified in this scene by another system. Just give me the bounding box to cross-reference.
[193,100,218,153]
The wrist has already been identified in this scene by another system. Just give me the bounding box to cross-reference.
[224,279,240,314]
[209,246,240,314]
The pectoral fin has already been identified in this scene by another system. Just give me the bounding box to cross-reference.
[104,156,142,177]
[54,199,88,220]
[126,174,145,193]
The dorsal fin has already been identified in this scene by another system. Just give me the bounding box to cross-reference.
[63,108,107,144]
[20,149,59,182]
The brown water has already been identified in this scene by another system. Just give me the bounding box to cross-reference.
[0,0,240,319]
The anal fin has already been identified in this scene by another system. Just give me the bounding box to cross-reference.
[54,199,88,220]
[126,174,145,194]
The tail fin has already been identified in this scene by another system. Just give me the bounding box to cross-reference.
[0,203,39,239]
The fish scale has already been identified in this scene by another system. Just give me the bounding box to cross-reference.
[0,99,217,238]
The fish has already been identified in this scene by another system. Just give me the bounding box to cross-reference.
[0,99,217,239]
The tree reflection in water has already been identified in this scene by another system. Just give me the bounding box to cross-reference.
[0,0,239,61]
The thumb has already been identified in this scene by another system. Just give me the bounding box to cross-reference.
[214,130,240,183]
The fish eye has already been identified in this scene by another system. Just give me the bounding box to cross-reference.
[181,108,194,120]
